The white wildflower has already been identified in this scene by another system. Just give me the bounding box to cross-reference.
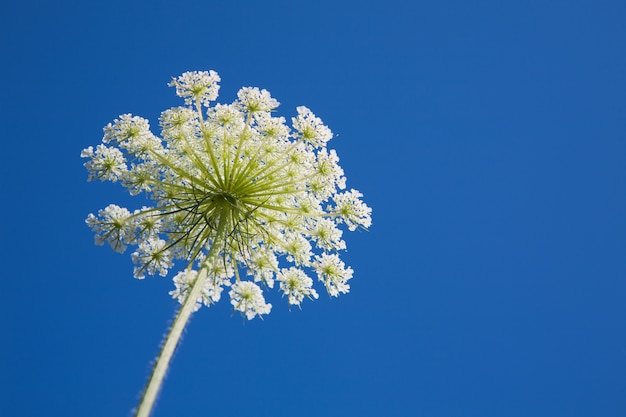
[103,114,150,144]
[236,87,279,113]
[160,107,198,140]
[313,253,353,297]
[121,161,160,196]
[277,267,318,306]
[246,248,279,288]
[168,70,221,107]
[85,204,133,253]
[83,70,370,319]
[102,114,163,157]
[208,103,245,128]
[282,233,313,266]
[229,281,272,320]
[311,218,346,251]
[331,189,373,231]
[131,207,163,240]
[311,148,346,199]
[256,114,290,141]
[83,70,372,417]
[292,106,333,148]
[131,237,173,279]
[170,268,230,312]
[81,144,127,182]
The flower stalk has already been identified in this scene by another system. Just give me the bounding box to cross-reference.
[134,266,206,417]
[135,215,226,417]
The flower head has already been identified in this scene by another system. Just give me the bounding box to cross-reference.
[277,267,319,306]
[313,253,353,297]
[229,281,272,320]
[85,204,133,252]
[236,87,279,113]
[80,145,127,182]
[82,70,371,319]
[168,70,221,107]
[169,267,231,312]
[292,106,333,148]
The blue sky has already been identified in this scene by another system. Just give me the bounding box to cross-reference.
[1,1,625,416]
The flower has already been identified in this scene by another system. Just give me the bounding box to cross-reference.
[330,189,372,231]
[168,70,221,107]
[85,204,133,252]
[313,253,353,297]
[170,267,231,312]
[80,145,127,182]
[229,281,272,320]
[277,267,319,306]
[292,106,333,148]
[131,237,174,279]
[83,70,371,319]
[236,87,280,113]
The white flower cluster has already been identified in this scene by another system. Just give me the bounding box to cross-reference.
[83,71,371,319]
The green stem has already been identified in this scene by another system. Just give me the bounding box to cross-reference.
[133,266,207,417]
[134,214,229,417]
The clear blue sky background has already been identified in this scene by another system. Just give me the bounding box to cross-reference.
[1,1,625,416]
